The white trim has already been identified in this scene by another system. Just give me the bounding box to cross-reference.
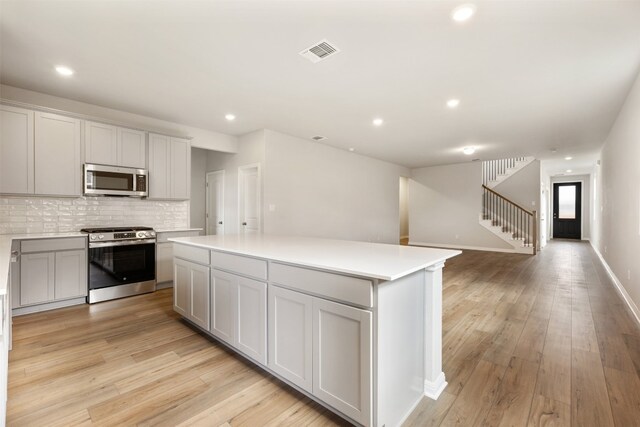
[424,372,448,399]
[205,170,225,236]
[590,242,640,326]
[12,297,86,316]
[409,241,523,254]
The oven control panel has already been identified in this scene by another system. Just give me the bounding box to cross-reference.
[114,232,136,239]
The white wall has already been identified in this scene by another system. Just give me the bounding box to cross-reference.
[550,174,591,240]
[592,68,640,317]
[190,147,207,231]
[492,160,541,215]
[399,176,409,239]
[262,130,409,244]
[0,84,238,153]
[206,130,266,235]
[409,162,513,250]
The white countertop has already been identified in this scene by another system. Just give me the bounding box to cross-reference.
[169,234,461,281]
[155,228,203,233]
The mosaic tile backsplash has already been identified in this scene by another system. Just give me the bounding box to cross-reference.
[0,196,189,234]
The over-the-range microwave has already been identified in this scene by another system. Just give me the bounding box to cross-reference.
[84,163,148,197]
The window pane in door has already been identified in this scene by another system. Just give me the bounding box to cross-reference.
[558,185,576,219]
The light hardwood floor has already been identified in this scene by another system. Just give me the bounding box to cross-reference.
[7,240,640,426]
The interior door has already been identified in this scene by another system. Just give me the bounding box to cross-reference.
[553,182,582,239]
[238,164,261,234]
[206,171,225,235]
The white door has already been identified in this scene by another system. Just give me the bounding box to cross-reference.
[85,121,117,166]
[189,262,210,330]
[235,276,267,365]
[313,298,372,426]
[210,269,235,344]
[0,105,34,195]
[118,127,146,169]
[173,258,190,317]
[206,171,225,235]
[54,250,87,300]
[268,285,313,393]
[238,164,261,234]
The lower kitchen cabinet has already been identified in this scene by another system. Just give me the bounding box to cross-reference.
[173,258,210,330]
[156,230,202,287]
[312,297,372,426]
[210,269,267,365]
[268,285,313,392]
[18,238,87,307]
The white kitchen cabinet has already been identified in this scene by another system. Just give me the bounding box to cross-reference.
[268,285,313,392]
[34,112,81,196]
[84,121,146,169]
[313,297,372,426]
[0,105,34,194]
[211,269,267,365]
[19,242,87,307]
[173,258,210,330]
[148,133,190,200]
[156,230,202,288]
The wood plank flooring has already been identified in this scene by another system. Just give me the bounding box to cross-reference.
[8,240,640,426]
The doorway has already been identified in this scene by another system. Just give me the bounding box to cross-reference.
[206,170,225,235]
[238,163,261,234]
[553,182,582,239]
[399,177,409,245]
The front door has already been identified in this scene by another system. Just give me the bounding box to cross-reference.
[553,182,581,239]
[206,170,225,235]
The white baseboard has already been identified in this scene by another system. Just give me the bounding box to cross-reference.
[424,372,447,400]
[590,242,640,326]
[409,241,524,254]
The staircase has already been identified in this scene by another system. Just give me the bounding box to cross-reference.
[479,157,537,254]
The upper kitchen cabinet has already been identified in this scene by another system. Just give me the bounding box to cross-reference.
[148,133,190,200]
[85,121,146,169]
[0,105,34,194]
[35,112,82,197]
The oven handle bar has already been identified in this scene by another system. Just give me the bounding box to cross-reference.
[89,239,156,248]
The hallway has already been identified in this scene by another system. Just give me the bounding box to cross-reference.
[406,240,640,426]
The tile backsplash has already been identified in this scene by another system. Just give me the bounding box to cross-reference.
[0,196,189,234]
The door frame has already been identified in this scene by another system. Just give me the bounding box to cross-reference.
[205,170,225,235]
[238,163,262,234]
[551,179,584,240]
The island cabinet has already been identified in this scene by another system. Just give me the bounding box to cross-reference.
[169,235,460,427]
[173,246,210,330]
[156,230,202,288]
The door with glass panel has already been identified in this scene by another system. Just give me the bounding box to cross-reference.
[553,182,581,239]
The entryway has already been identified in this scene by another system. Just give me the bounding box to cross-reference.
[552,181,582,239]
[206,170,225,235]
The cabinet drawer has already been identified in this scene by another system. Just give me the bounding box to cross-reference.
[211,251,267,280]
[173,244,209,265]
[270,263,373,308]
[21,237,86,253]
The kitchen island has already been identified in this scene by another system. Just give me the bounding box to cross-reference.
[169,234,460,427]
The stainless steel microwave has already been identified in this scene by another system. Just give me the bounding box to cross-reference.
[84,164,148,197]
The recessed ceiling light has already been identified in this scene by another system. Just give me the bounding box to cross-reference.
[462,146,476,155]
[451,4,476,22]
[566,169,573,173]
[564,156,573,160]
[55,65,74,76]
[372,118,384,127]
[225,114,236,121]
[447,99,460,109]
[348,148,355,152]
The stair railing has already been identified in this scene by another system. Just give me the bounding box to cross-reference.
[482,157,526,186]
[482,185,537,254]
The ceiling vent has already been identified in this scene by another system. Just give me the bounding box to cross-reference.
[311,135,327,142]
[299,40,340,63]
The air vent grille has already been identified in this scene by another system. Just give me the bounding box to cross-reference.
[300,39,340,63]
[311,135,327,141]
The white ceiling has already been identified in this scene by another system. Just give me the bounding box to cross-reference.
[2,0,640,169]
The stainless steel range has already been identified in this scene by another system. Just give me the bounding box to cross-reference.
[81,226,156,303]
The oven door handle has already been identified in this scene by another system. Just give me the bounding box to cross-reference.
[89,239,156,248]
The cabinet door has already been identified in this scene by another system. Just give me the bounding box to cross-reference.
[34,112,81,196]
[84,121,117,166]
[118,127,146,169]
[210,269,235,344]
[0,105,34,194]
[54,249,87,300]
[20,252,54,305]
[173,258,190,317]
[235,276,267,365]
[313,298,372,426]
[170,137,190,199]
[156,243,174,284]
[148,133,170,199]
[189,263,210,330]
[268,285,313,392]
